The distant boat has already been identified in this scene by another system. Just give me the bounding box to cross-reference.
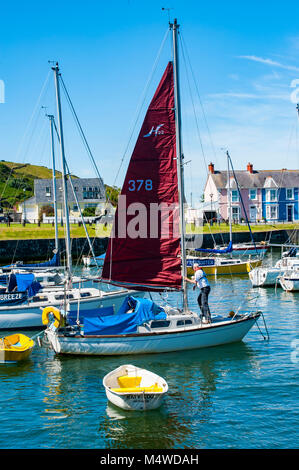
[0,333,34,363]
[215,242,269,258]
[103,364,168,411]
[279,270,299,291]
[249,247,299,287]
[82,253,105,268]
[186,255,261,276]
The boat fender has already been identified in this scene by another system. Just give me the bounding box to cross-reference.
[42,306,61,329]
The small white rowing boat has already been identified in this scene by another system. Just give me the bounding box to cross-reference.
[102,364,168,411]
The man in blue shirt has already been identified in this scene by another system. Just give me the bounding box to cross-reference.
[185,263,211,323]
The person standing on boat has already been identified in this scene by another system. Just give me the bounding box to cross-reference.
[185,264,211,323]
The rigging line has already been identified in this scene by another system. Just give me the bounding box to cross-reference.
[112,27,170,187]
[0,71,51,201]
[179,33,208,176]
[1,108,45,201]
[179,32,219,250]
[227,152,257,253]
[179,32,218,165]
[51,116,98,270]
[179,34,221,252]
[59,75,105,185]
[2,117,49,215]
[104,26,170,280]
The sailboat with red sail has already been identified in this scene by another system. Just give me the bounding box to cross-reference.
[44,19,261,356]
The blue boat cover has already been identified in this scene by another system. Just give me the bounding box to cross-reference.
[83,296,166,335]
[7,273,42,298]
[67,306,114,325]
[195,241,233,254]
[1,252,60,270]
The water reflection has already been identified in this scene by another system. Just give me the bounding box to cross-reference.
[98,343,260,449]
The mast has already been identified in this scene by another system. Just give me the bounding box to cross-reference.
[52,63,72,281]
[226,151,233,248]
[171,19,188,311]
[47,114,59,253]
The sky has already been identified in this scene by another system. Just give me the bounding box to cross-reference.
[1,0,299,204]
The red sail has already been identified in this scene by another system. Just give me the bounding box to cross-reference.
[102,62,182,291]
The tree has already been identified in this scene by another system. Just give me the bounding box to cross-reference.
[82,206,96,217]
[39,204,54,222]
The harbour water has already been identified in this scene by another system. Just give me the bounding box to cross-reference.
[0,252,298,449]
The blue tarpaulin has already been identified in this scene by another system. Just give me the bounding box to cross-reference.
[1,252,60,270]
[83,296,166,335]
[195,241,233,254]
[67,306,114,325]
[7,273,42,298]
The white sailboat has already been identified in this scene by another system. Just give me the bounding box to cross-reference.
[249,246,299,287]
[279,271,299,291]
[44,19,261,356]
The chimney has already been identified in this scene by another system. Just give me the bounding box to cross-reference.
[247,162,253,174]
[208,162,215,174]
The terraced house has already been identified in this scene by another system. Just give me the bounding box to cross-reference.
[204,163,299,223]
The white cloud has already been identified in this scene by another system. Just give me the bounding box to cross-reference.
[238,55,299,73]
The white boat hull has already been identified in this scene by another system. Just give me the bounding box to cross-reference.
[279,276,299,292]
[105,388,165,410]
[45,313,259,356]
[249,267,281,287]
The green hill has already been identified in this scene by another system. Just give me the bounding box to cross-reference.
[0,160,119,209]
[0,161,63,209]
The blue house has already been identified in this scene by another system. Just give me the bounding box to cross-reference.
[262,173,299,222]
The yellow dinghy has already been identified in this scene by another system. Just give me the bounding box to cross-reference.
[0,334,35,363]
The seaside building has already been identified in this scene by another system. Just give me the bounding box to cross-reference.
[18,177,106,223]
[204,162,299,223]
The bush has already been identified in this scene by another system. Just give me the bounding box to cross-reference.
[82,207,96,217]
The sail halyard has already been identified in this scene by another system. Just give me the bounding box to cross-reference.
[171,18,188,311]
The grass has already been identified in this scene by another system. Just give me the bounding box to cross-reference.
[0,223,112,240]
[0,221,297,240]
[186,222,299,234]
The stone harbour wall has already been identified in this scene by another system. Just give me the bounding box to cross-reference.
[0,229,297,264]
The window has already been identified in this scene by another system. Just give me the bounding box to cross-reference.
[80,292,91,298]
[151,320,170,328]
[177,319,193,326]
[249,189,257,200]
[231,190,239,202]
[45,187,51,196]
[231,206,240,223]
[266,189,277,202]
[286,188,294,200]
[73,204,78,211]
[266,205,278,220]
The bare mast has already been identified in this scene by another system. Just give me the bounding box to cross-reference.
[171,19,188,311]
[52,63,72,282]
[47,113,59,253]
